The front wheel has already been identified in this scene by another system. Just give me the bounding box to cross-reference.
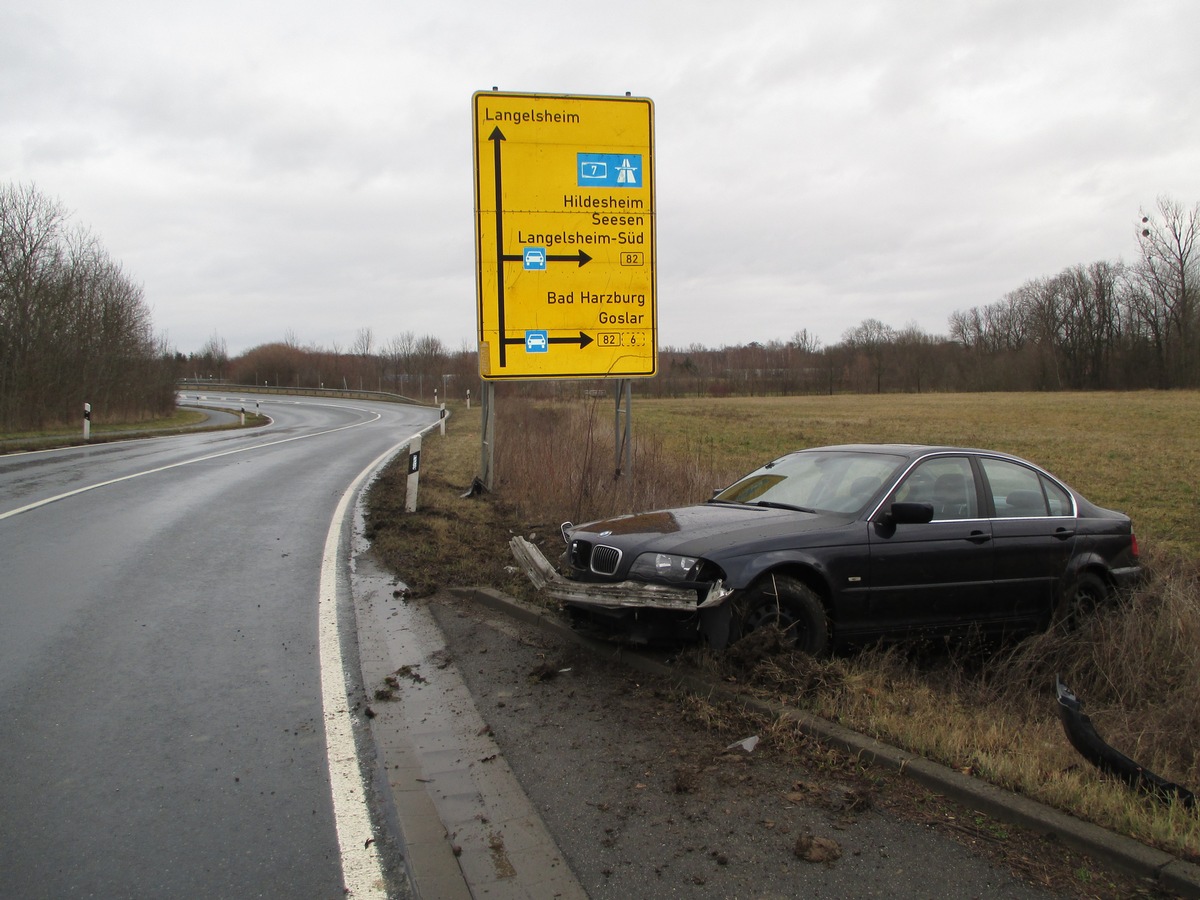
[730,574,829,656]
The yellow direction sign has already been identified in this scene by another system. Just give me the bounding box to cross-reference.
[473,91,656,380]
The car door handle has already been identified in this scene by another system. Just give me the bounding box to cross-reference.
[967,530,991,544]
[1053,527,1073,541]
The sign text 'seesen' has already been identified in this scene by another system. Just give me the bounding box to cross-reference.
[472,91,657,381]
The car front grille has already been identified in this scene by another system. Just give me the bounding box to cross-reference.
[569,540,623,577]
[589,544,622,575]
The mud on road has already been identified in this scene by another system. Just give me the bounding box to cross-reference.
[408,589,1161,899]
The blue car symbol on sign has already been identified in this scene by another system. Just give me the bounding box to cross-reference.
[523,247,547,270]
[525,330,549,353]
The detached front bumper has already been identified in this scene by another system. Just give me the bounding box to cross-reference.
[509,536,731,612]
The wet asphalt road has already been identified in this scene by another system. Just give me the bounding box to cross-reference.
[0,394,437,898]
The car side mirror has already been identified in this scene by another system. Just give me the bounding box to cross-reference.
[886,501,935,525]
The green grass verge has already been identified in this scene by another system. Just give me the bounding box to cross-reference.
[0,408,269,452]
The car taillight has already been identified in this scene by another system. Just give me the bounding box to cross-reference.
[1131,533,1139,559]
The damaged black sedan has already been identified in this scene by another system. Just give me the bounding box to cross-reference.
[511,444,1142,652]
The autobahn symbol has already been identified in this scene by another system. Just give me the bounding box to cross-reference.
[473,91,656,380]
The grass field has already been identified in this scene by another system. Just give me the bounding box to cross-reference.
[632,391,1199,559]
[368,390,1200,866]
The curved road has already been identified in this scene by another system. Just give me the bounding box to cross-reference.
[0,393,438,898]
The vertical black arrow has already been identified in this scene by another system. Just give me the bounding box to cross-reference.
[489,127,508,368]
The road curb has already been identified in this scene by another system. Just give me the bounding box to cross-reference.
[449,586,1200,899]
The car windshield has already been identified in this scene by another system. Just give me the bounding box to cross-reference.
[713,450,906,514]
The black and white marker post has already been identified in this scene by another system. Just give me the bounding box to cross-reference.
[83,402,91,441]
[405,436,422,513]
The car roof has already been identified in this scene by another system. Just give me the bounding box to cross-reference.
[801,443,1024,461]
[791,444,1059,473]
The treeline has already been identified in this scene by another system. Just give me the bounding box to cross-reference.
[188,328,478,402]
[652,198,1199,396]
[191,195,1197,401]
[952,198,1198,391]
[0,183,176,431]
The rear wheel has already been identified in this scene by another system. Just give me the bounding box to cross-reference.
[731,574,829,656]
[1053,571,1109,628]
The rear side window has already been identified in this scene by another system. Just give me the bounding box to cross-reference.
[981,458,1073,517]
[1041,476,1073,516]
[893,456,977,520]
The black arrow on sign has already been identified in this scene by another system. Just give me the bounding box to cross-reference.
[551,332,594,349]
[500,250,593,267]
[489,127,510,368]
[501,332,594,350]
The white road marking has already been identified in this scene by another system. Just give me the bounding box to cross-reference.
[317,438,413,898]
[0,413,380,521]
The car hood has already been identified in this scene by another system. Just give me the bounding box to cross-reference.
[568,502,850,559]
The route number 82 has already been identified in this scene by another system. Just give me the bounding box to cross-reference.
[598,332,646,347]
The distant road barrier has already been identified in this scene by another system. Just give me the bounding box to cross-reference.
[176,381,430,407]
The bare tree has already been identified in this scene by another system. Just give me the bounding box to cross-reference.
[195,333,229,380]
[351,326,374,357]
[349,327,376,389]
[1135,197,1199,386]
[789,328,822,354]
[384,331,417,395]
[893,322,937,393]
[1,182,171,429]
[841,318,895,393]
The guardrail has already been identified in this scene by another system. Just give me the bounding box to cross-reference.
[176,381,430,407]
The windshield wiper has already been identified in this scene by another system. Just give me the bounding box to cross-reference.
[752,500,816,513]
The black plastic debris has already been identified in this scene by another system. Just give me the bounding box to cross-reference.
[1055,676,1195,809]
[460,476,488,498]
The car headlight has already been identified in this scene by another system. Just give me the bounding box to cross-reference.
[629,552,700,582]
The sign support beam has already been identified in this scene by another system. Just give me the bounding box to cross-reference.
[614,379,632,478]
[480,381,496,491]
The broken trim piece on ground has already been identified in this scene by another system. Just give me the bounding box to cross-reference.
[1055,677,1196,809]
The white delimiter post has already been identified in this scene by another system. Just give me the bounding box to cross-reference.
[405,435,422,513]
[83,402,91,441]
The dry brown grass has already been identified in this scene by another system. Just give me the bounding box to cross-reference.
[492,394,733,528]
[366,392,1200,864]
[364,405,540,602]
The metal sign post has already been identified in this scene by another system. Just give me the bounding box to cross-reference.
[480,382,496,491]
[614,379,632,478]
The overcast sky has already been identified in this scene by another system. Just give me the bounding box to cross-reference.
[5,0,1199,357]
